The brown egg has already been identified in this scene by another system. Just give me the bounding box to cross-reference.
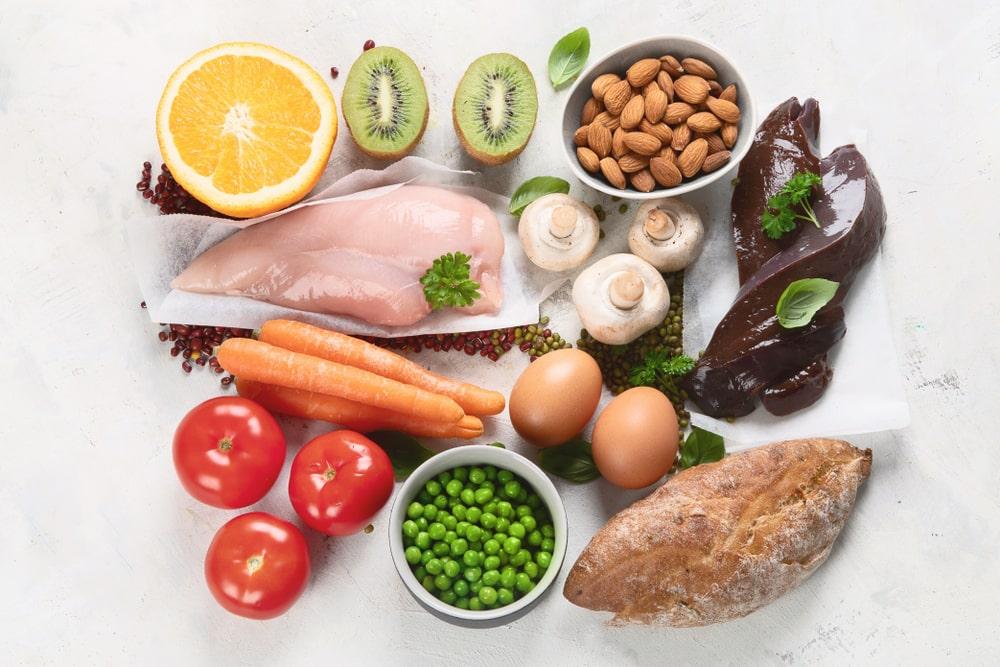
[592,387,679,488]
[509,349,603,447]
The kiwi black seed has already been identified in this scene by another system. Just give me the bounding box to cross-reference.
[342,46,428,159]
[453,53,538,165]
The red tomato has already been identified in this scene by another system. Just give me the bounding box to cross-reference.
[173,397,286,509]
[204,512,310,620]
[288,430,394,536]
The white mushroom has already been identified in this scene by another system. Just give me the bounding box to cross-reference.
[572,253,671,345]
[628,198,704,272]
[518,193,600,272]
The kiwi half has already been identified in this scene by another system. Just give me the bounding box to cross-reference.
[342,46,428,159]
[453,53,538,165]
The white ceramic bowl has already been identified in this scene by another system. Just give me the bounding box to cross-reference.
[561,35,756,200]
[387,445,568,625]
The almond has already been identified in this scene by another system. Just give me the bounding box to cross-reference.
[617,152,650,173]
[658,146,677,163]
[650,156,682,187]
[664,101,696,125]
[721,122,738,148]
[623,131,661,156]
[659,54,683,78]
[576,147,600,173]
[599,157,626,189]
[603,79,632,116]
[678,138,709,178]
[639,119,673,145]
[630,169,656,193]
[594,111,620,131]
[620,95,645,130]
[591,73,621,101]
[702,150,732,173]
[581,97,601,125]
[656,71,674,101]
[687,111,722,133]
[626,58,661,88]
[720,83,738,104]
[671,123,692,151]
[587,121,613,158]
[706,96,740,123]
[674,75,711,104]
[573,125,590,147]
[643,82,660,97]
[612,127,628,158]
[644,88,668,124]
[708,80,723,96]
[681,57,717,80]
[704,132,727,154]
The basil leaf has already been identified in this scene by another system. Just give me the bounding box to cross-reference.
[679,427,725,469]
[775,278,840,328]
[538,437,599,483]
[548,27,590,88]
[487,441,506,448]
[366,430,434,481]
[508,176,570,217]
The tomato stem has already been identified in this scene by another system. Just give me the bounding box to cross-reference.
[218,436,234,452]
[246,553,264,574]
[324,467,337,481]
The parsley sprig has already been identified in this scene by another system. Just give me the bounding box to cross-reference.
[760,171,823,240]
[628,350,695,388]
[420,252,481,310]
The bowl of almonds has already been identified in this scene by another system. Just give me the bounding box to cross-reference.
[562,36,755,199]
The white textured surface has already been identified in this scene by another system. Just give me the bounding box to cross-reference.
[2,0,998,664]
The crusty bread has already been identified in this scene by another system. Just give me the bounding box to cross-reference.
[563,438,872,626]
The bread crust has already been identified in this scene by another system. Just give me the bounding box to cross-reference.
[563,438,872,626]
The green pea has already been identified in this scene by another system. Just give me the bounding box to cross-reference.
[478,586,498,605]
[499,568,516,589]
[469,541,482,553]
[460,488,475,506]
[465,525,483,543]
[407,502,423,519]
[469,467,486,485]
[497,501,513,518]
[432,542,450,557]
[503,481,522,499]
[444,560,461,578]
[497,470,514,484]
[498,588,514,605]
[422,504,438,521]
[420,550,434,565]
[516,487,528,503]
[422,575,436,592]
[426,558,443,575]
[482,569,500,587]
[462,550,481,568]
[527,530,543,547]
[443,530,457,544]
[452,466,468,481]
[404,546,421,564]
[516,504,532,518]
[498,550,510,566]
[453,579,469,597]
[425,480,442,496]
[480,513,497,529]
[436,470,452,485]
[434,574,451,591]
[474,487,494,505]
[464,567,482,582]
[541,524,555,538]
[455,597,470,610]
[515,572,533,593]
[519,515,537,532]
[433,494,448,509]
[452,505,467,521]
[527,494,542,509]
[469,580,483,595]
[466,507,482,524]
[493,533,507,545]
[503,537,521,555]
[428,522,445,540]
[441,514,457,531]
[537,550,552,569]
[456,520,470,536]
[483,501,498,515]
[417,489,432,504]
[496,518,510,533]
[402,520,419,538]
[415,532,431,549]
[524,561,539,580]
[511,549,530,567]
[445,479,463,497]
[483,555,501,571]
[542,537,556,552]
[484,465,497,480]
[483,538,500,555]
[448,496,460,508]
[468,597,484,611]
[413,566,426,581]
[416,517,429,530]
[440,589,457,605]
[450,538,468,556]
[479,479,495,492]
[508,523,526,539]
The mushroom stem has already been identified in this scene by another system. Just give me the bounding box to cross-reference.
[549,205,578,239]
[609,271,644,310]
[644,209,677,241]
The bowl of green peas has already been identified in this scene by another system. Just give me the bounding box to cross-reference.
[388,444,567,623]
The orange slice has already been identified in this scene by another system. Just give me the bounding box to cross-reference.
[156,42,337,218]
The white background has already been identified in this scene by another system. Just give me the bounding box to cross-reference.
[2,0,999,664]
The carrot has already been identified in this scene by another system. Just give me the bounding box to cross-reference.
[259,319,506,416]
[218,338,465,424]
[237,380,483,440]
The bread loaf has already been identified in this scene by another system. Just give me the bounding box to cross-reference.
[563,438,871,626]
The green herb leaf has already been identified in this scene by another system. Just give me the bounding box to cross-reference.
[548,27,590,88]
[366,430,434,481]
[509,176,570,217]
[538,437,600,483]
[420,252,481,310]
[679,427,725,469]
[775,278,840,328]
[628,351,695,387]
[661,354,695,377]
[487,441,506,449]
[759,170,822,239]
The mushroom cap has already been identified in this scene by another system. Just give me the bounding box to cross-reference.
[572,253,671,345]
[518,193,600,272]
[628,197,704,273]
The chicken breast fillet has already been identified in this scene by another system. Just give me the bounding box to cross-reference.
[171,185,505,326]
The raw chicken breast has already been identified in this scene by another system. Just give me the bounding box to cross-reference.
[171,185,505,326]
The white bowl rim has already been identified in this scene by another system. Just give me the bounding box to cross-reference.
[387,445,568,622]
[561,33,757,200]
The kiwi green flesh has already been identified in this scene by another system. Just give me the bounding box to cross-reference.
[454,53,537,161]
[343,46,428,157]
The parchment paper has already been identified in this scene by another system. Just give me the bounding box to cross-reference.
[126,157,560,337]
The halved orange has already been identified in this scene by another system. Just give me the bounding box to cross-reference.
[156,42,337,218]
